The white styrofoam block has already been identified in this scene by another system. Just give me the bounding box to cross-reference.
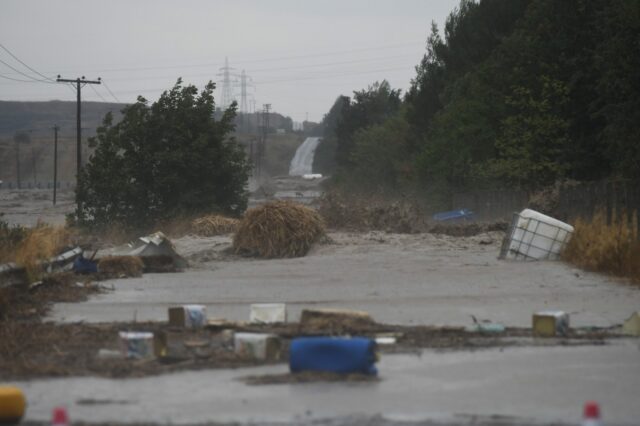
[250,303,287,324]
[234,332,280,360]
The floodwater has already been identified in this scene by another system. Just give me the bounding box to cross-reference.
[11,342,640,425]
[289,137,322,176]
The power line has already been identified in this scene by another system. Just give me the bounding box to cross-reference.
[0,43,55,82]
[101,80,121,103]
[89,83,107,102]
[2,40,424,76]
[0,57,52,82]
[0,73,44,83]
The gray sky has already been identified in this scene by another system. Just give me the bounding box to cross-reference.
[0,0,459,123]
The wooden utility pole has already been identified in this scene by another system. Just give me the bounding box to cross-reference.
[56,76,101,212]
[53,125,59,205]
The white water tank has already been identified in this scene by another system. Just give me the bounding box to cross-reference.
[500,209,574,260]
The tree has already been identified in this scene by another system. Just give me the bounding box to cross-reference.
[334,81,401,169]
[75,79,250,230]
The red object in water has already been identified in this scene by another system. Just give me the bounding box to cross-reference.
[584,401,601,419]
[51,406,69,425]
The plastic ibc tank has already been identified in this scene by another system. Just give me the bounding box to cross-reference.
[501,209,574,260]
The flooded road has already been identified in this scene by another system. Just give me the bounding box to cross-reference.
[11,342,640,425]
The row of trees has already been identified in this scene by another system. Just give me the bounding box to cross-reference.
[316,0,640,197]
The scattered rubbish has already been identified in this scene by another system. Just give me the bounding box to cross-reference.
[302,173,323,180]
[0,386,25,424]
[97,349,124,360]
[0,262,28,288]
[51,406,69,426]
[622,311,640,336]
[234,332,282,361]
[72,254,98,274]
[97,256,144,278]
[500,209,574,260]
[299,308,375,334]
[466,315,506,333]
[242,371,378,385]
[432,209,475,222]
[466,323,506,333]
[168,305,207,329]
[191,215,240,236]
[118,331,155,359]
[289,337,378,375]
[533,311,570,337]
[207,318,236,328]
[582,401,602,426]
[128,232,188,270]
[374,336,397,345]
[250,303,287,324]
[47,247,83,272]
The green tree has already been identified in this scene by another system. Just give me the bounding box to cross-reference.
[593,0,640,179]
[334,81,401,169]
[75,79,250,230]
[488,77,571,187]
[350,114,412,189]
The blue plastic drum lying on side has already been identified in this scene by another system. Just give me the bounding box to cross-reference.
[289,337,377,375]
[432,209,475,222]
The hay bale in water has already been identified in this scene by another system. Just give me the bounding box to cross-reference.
[299,309,375,335]
[192,215,240,236]
[233,201,325,258]
[97,256,144,279]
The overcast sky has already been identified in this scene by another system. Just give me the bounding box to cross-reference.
[1,0,460,123]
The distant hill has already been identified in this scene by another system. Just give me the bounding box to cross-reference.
[0,100,305,186]
[0,100,125,139]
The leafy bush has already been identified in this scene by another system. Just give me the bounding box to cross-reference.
[75,79,250,231]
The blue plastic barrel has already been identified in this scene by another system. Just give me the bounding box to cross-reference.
[289,337,377,375]
[432,209,475,222]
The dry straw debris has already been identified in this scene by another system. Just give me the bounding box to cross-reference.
[14,225,72,282]
[97,256,144,279]
[233,201,325,258]
[192,215,240,236]
[562,211,640,284]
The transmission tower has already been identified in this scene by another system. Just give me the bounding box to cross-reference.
[216,57,235,110]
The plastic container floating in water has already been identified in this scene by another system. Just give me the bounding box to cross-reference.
[432,209,475,222]
[533,311,570,337]
[289,337,378,375]
[250,303,287,324]
[168,305,207,328]
[0,386,26,424]
[234,333,282,360]
[500,209,574,260]
[118,332,155,359]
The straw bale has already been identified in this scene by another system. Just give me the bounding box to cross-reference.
[97,256,144,279]
[299,308,375,335]
[192,215,240,236]
[233,201,325,258]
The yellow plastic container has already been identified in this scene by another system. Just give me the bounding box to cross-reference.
[0,386,26,423]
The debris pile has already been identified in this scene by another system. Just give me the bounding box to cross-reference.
[97,256,144,279]
[318,191,426,233]
[191,215,240,236]
[233,200,325,258]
